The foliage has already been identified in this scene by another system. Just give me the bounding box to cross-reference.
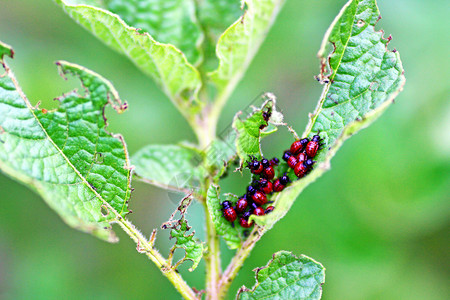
[0,48,131,242]
[238,251,325,300]
[0,0,405,299]
[161,195,205,272]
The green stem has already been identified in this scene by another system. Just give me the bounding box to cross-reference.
[204,201,221,300]
[116,217,198,300]
[217,227,263,299]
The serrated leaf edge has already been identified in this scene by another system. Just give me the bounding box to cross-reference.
[0,51,132,241]
[251,2,406,229]
[55,0,202,107]
[237,250,326,299]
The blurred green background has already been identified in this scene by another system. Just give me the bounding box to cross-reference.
[0,0,449,299]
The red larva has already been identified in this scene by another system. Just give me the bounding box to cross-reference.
[290,138,309,155]
[273,179,285,192]
[253,206,265,216]
[273,174,290,192]
[247,156,263,175]
[297,152,307,164]
[239,217,253,228]
[283,149,299,169]
[287,156,298,169]
[294,159,315,178]
[265,206,275,214]
[263,166,275,180]
[221,201,237,222]
[260,158,275,180]
[290,140,303,155]
[259,179,273,194]
[235,196,248,213]
[252,191,267,206]
[306,135,322,158]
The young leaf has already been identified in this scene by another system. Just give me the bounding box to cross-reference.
[161,194,205,271]
[233,94,281,167]
[55,0,202,114]
[132,145,204,194]
[104,0,203,66]
[198,0,243,42]
[209,0,285,100]
[237,251,325,300]
[197,0,243,71]
[0,43,131,242]
[252,0,405,229]
[206,185,247,249]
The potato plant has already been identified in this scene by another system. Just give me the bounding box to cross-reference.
[0,0,405,299]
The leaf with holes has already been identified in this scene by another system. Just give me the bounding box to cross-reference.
[237,251,325,300]
[209,0,285,101]
[132,144,205,195]
[251,0,405,229]
[161,195,205,271]
[0,42,132,242]
[55,0,202,115]
[233,93,283,167]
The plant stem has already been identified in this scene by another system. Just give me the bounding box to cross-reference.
[197,111,221,299]
[116,217,198,300]
[217,227,264,299]
[204,201,221,300]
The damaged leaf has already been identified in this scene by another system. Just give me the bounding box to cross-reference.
[232,93,283,168]
[251,0,405,229]
[238,251,325,300]
[0,42,132,242]
[161,194,205,271]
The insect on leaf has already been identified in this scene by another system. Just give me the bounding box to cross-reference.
[206,185,251,250]
[232,93,283,168]
[251,0,405,229]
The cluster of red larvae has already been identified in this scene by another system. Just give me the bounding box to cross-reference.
[221,134,323,228]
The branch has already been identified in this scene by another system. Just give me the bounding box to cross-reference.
[116,217,199,300]
[217,226,264,298]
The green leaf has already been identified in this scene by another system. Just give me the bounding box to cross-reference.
[161,194,205,271]
[132,144,204,194]
[233,94,283,167]
[197,0,243,71]
[252,0,405,229]
[103,0,203,66]
[209,0,285,99]
[198,0,243,42]
[206,185,248,249]
[0,43,131,242]
[55,0,202,115]
[238,251,325,300]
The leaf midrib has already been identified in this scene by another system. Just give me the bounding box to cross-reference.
[5,61,125,220]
